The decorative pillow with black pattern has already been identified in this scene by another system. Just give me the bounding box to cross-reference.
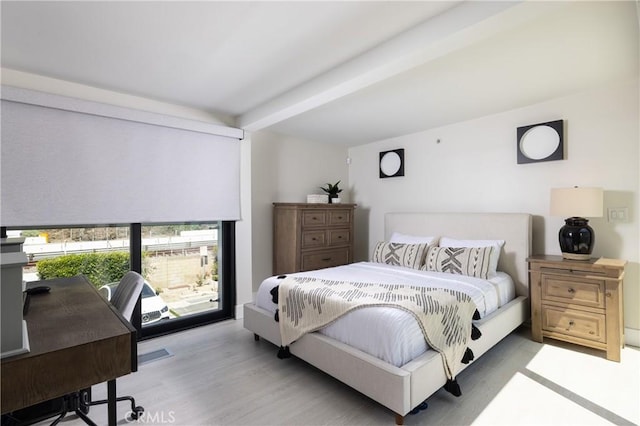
[421,246,493,279]
[371,241,428,270]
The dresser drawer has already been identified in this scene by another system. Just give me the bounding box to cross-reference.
[541,275,605,308]
[329,210,351,226]
[301,248,350,271]
[301,231,326,249]
[328,229,350,246]
[542,305,606,343]
[302,210,328,227]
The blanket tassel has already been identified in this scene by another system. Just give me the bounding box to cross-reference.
[471,324,482,340]
[270,286,280,304]
[277,346,291,359]
[409,400,429,415]
[461,347,474,364]
[444,379,462,397]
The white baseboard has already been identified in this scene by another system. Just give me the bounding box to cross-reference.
[235,304,244,319]
[625,327,640,348]
[234,291,257,320]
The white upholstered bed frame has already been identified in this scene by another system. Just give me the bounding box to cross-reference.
[243,212,532,424]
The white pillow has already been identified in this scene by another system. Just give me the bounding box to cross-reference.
[389,232,437,246]
[439,237,505,276]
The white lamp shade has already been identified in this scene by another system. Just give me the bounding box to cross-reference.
[550,187,603,218]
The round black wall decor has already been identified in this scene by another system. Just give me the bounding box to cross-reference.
[379,149,404,178]
[517,120,564,164]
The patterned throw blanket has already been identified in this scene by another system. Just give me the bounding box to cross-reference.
[276,276,480,382]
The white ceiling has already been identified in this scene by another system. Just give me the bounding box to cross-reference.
[1,1,638,146]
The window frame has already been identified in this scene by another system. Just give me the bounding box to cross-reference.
[1,221,236,341]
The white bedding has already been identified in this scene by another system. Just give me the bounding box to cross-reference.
[256,262,515,367]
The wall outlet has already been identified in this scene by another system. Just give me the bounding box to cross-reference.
[607,207,629,223]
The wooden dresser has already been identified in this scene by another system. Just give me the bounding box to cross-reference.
[528,255,626,361]
[273,203,356,275]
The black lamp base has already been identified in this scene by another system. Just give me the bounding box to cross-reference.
[559,217,594,261]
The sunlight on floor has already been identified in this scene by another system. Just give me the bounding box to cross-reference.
[471,343,640,426]
[526,344,640,424]
[472,372,617,426]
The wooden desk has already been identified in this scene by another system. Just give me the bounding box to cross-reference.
[1,275,137,425]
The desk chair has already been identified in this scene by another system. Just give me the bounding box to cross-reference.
[53,271,145,425]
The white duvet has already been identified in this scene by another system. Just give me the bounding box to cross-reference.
[256,262,515,367]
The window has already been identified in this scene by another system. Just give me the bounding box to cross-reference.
[139,222,235,338]
[5,222,235,339]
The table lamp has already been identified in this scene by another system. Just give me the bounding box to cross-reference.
[550,186,603,260]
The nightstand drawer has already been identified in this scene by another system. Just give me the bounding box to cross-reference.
[302,210,328,227]
[301,248,350,271]
[328,229,350,246]
[301,231,326,249]
[542,305,606,343]
[541,275,605,308]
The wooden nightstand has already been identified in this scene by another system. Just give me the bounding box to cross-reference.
[528,255,626,361]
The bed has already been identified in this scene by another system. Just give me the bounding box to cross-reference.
[243,212,532,424]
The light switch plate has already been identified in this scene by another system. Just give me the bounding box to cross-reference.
[607,207,629,222]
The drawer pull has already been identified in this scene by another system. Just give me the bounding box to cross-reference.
[312,237,317,241]
[312,217,318,221]
[322,257,332,262]
[337,216,343,219]
[567,320,575,330]
[567,288,575,294]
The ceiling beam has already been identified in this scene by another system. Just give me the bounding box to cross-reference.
[239,0,567,133]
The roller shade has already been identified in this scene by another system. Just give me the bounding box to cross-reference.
[1,86,243,227]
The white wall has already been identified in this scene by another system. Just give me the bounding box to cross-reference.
[348,78,640,337]
[1,68,232,125]
[249,130,349,292]
[235,136,253,317]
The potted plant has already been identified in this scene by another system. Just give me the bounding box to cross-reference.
[320,181,343,204]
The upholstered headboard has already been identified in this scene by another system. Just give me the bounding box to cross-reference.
[385,212,532,297]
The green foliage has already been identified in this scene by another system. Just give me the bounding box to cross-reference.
[211,245,219,282]
[20,230,41,238]
[320,180,342,195]
[37,252,130,289]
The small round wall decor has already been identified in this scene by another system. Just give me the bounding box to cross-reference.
[379,149,404,178]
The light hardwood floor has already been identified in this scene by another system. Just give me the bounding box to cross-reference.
[40,319,639,426]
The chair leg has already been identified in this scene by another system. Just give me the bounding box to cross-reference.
[73,408,97,426]
[50,393,96,426]
[88,395,144,420]
[49,411,68,425]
